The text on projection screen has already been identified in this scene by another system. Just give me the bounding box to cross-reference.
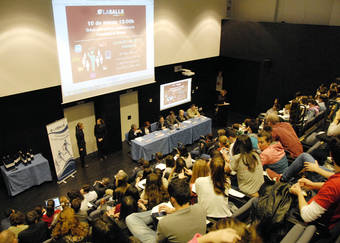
[52,0,155,103]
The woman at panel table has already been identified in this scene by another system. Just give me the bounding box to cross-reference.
[178,109,187,122]
[76,122,88,168]
[94,118,107,161]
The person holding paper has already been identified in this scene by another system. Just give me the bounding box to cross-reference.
[128,124,143,141]
[187,104,200,118]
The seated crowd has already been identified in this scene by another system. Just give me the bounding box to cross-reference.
[1,82,340,243]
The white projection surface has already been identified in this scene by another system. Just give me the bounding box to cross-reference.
[160,78,192,111]
[52,0,155,103]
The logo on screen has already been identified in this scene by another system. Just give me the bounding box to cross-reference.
[97,9,124,16]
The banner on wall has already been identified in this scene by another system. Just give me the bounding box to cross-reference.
[46,118,76,181]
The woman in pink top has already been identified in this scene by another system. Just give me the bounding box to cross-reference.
[258,130,288,175]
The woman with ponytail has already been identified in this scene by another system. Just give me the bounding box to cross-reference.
[195,157,232,219]
[230,135,264,197]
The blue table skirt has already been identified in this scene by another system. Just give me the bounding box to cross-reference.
[0,154,52,196]
[131,117,212,161]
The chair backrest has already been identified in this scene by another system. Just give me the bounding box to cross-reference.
[150,122,158,132]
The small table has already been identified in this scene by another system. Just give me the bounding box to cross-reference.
[0,154,52,196]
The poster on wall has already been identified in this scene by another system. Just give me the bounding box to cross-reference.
[46,118,76,181]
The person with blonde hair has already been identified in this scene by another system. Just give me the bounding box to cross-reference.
[51,207,89,242]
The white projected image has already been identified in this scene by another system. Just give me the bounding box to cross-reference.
[160,78,192,111]
[52,0,155,103]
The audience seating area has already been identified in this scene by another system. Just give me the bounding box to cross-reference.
[1,82,340,243]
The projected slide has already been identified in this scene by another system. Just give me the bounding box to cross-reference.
[160,78,192,111]
[52,0,154,103]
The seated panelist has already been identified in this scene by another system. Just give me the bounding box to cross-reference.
[187,104,200,118]
[157,116,168,131]
[128,124,142,141]
[178,109,187,122]
[166,111,180,126]
[142,121,151,135]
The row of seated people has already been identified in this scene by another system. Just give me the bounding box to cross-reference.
[0,128,338,242]
[128,104,201,141]
[265,82,340,136]
[1,82,339,242]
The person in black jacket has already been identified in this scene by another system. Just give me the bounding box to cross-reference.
[157,116,168,131]
[76,122,88,168]
[18,210,49,243]
[94,118,107,160]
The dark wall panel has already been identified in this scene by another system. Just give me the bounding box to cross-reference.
[220,20,340,112]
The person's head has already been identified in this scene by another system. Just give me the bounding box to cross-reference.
[159,116,164,123]
[219,135,228,148]
[76,122,84,130]
[167,178,191,207]
[97,118,104,125]
[210,157,229,195]
[217,129,226,137]
[25,210,39,225]
[234,135,259,172]
[144,121,150,128]
[257,130,273,151]
[9,211,25,226]
[115,170,128,187]
[141,160,151,178]
[265,113,280,126]
[101,177,110,186]
[190,104,196,110]
[145,173,169,208]
[174,157,186,173]
[155,152,163,162]
[225,128,237,142]
[190,159,210,184]
[169,111,175,117]
[131,124,137,131]
[125,184,140,202]
[92,214,121,243]
[59,196,70,209]
[46,199,55,217]
[178,146,189,158]
[71,198,82,213]
[67,190,84,202]
[244,119,258,134]
[81,184,91,194]
[329,138,340,167]
[0,230,17,243]
[119,196,138,220]
[52,207,88,239]
[212,218,262,243]
[165,155,175,168]
[179,109,185,116]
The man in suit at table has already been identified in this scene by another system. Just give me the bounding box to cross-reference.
[128,124,143,141]
[157,116,169,130]
[187,104,200,118]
